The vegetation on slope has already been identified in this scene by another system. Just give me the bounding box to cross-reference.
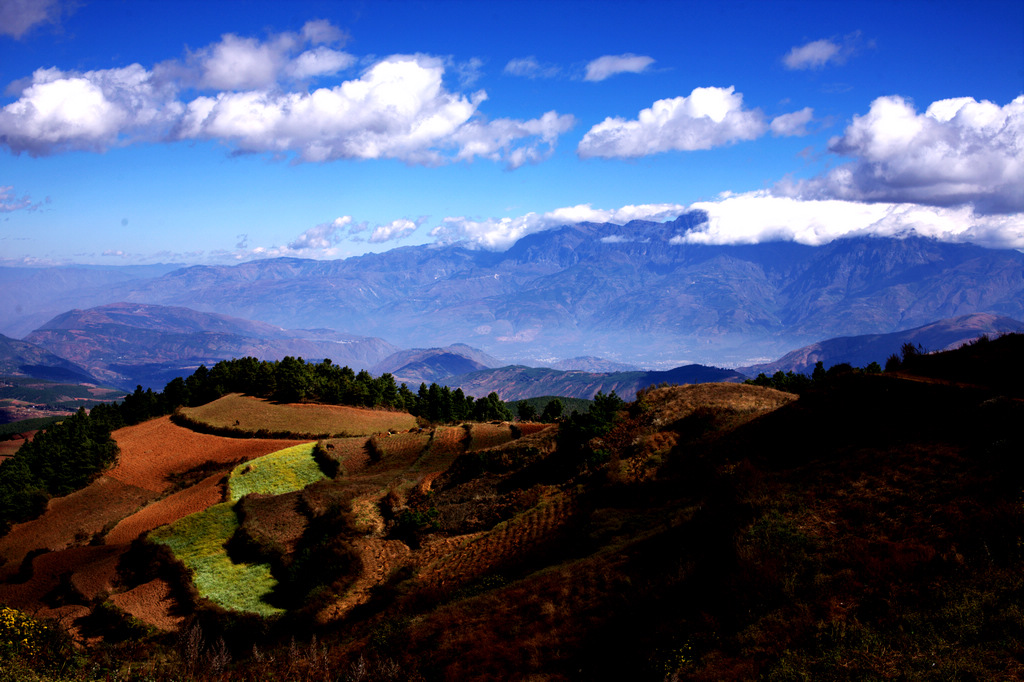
[5,336,1021,681]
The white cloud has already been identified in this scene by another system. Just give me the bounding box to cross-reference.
[288,216,352,250]
[0,64,183,155]
[770,107,814,136]
[503,56,559,79]
[451,110,576,168]
[287,46,356,80]
[430,202,688,250]
[0,0,66,39]
[783,39,841,70]
[785,95,1024,214]
[179,55,572,166]
[0,185,38,212]
[186,21,352,90]
[453,57,485,88]
[369,218,418,243]
[584,54,655,82]
[672,191,1024,249]
[300,19,346,46]
[577,86,767,158]
[1,37,571,166]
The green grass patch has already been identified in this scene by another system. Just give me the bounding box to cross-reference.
[149,502,283,617]
[228,443,326,502]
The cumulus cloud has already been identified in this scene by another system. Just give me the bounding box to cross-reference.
[671,191,1024,249]
[0,185,39,212]
[369,218,418,243]
[183,20,352,90]
[584,54,655,82]
[0,64,183,155]
[178,55,573,166]
[784,95,1024,214]
[770,107,814,136]
[0,0,67,39]
[578,86,773,158]
[430,202,688,250]
[503,56,560,79]
[288,216,352,250]
[0,28,572,166]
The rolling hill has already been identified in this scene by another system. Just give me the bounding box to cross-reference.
[24,303,398,390]
[0,333,99,384]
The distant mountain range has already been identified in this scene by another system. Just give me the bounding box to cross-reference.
[6,219,1024,367]
[443,363,746,402]
[24,303,398,390]
[371,344,504,385]
[0,334,99,384]
[740,312,1024,376]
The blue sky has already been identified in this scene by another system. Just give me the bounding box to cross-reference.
[0,0,1022,265]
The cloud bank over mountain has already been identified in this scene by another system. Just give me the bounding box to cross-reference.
[783,95,1024,215]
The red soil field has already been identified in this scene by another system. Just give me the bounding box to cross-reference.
[110,578,184,632]
[0,544,124,614]
[105,473,227,545]
[108,416,301,493]
[0,476,155,581]
[238,491,309,553]
[515,423,553,437]
[320,436,371,474]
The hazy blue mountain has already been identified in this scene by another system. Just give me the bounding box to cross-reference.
[548,356,640,372]
[0,333,99,384]
[372,344,505,385]
[446,363,746,401]
[25,303,398,390]
[7,217,1024,367]
[0,263,183,338]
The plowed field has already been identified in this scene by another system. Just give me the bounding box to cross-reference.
[105,473,227,545]
[0,476,155,580]
[109,578,184,631]
[109,416,299,492]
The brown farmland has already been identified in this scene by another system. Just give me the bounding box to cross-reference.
[177,393,417,437]
[108,415,299,492]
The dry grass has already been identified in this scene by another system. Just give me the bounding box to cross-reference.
[641,383,798,425]
[369,431,431,467]
[467,423,515,452]
[178,393,416,437]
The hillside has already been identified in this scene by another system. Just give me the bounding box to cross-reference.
[0,333,98,384]
[0,335,1021,681]
[741,312,1024,375]
[24,303,399,390]
[447,362,746,401]
[371,344,504,384]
